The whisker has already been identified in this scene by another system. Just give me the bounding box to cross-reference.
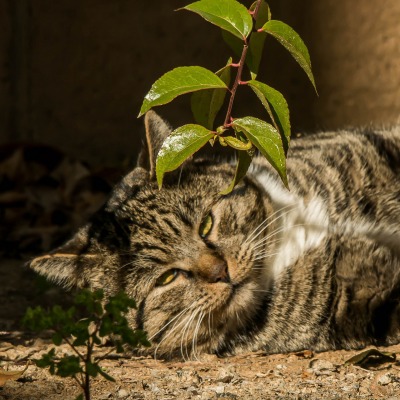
[192,311,205,361]
[252,223,308,252]
[244,204,296,245]
[150,306,191,341]
[181,309,199,360]
[153,306,193,359]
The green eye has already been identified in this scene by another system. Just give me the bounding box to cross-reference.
[156,269,178,287]
[199,214,213,238]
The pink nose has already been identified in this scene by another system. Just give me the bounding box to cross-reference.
[196,253,230,283]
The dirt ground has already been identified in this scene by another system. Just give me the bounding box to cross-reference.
[1,258,400,400]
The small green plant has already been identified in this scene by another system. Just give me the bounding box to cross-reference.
[22,289,149,400]
[139,0,316,193]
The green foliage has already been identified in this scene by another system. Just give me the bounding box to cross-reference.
[140,0,316,192]
[259,19,317,91]
[182,0,253,39]
[139,66,227,117]
[191,58,232,130]
[22,289,149,400]
[156,124,214,188]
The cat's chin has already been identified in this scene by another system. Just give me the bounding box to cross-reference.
[208,279,264,340]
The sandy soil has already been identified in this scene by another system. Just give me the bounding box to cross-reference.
[1,258,400,400]
[1,338,400,400]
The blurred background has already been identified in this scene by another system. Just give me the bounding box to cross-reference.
[1,0,399,167]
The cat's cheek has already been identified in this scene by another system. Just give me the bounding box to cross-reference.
[226,256,253,285]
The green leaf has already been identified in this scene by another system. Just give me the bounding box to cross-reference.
[52,332,63,346]
[86,362,99,378]
[98,367,116,382]
[260,20,317,92]
[247,80,291,153]
[191,58,232,129]
[182,0,253,39]
[221,30,242,59]
[156,124,214,188]
[139,67,227,117]
[223,135,253,150]
[250,0,271,29]
[232,116,287,187]
[56,356,82,378]
[247,0,271,79]
[220,149,253,194]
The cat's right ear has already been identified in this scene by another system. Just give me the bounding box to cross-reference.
[137,111,172,179]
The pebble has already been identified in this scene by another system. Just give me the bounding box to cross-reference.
[117,389,129,398]
[187,386,200,396]
[378,373,393,386]
[98,393,112,399]
[210,385,225,394]
[309,359,338,376]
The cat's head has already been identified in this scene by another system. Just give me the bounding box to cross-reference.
[29,111,276,357]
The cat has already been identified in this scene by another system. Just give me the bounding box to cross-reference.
[28,111,400,358]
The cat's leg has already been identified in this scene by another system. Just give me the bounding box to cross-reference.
[331,235,400,348]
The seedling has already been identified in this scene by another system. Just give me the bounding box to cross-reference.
[22,289,149,400]
[139,0,316,193]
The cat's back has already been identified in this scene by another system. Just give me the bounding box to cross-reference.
[252,126,400,200]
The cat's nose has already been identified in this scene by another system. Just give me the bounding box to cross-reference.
[197,253,230,284]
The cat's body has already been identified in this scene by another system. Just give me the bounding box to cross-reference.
[30,112,400,358]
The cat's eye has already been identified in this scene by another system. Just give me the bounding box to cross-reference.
[156,269,179,287]
[199,213,213,238]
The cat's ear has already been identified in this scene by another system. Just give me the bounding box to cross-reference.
[106,166,148,210]
[137,111,172,179]
[28,225,96,289]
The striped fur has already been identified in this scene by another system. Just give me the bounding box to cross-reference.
[29,112,400,358]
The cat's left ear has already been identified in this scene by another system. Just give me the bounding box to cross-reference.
[28,225,96,289]
[137,111,173,179]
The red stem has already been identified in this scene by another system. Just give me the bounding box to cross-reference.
[223,44,248,127]
[252,0,262,22]
[223,0,263,127]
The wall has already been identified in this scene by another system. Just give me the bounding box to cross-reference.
[1,1,399,165]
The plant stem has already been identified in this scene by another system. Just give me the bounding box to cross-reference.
[61,334,86,363]
[223,44,248,127]
[84,339,94,400]
[252,0,263,22]
[223,0,263,128]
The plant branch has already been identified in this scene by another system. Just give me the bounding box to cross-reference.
[252,0,263,22]
[60,333,86,364]
[224,44,248,127]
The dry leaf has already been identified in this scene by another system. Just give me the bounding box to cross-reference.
[294,349,314,359]
[344,348,396,369]
[0,364,29,386]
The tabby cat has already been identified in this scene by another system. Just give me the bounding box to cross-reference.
[29,111,400,358]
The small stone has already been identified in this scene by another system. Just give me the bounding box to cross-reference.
[378,373,393,386]
[187,386,200,395]
[309,359,338,375]
[99,393,112,400]
[210,385,225,394]
[117,389,129,398]
[217,370,234,383]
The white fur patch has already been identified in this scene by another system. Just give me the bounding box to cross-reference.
[251,168,329,283]
[251,165,400,285]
